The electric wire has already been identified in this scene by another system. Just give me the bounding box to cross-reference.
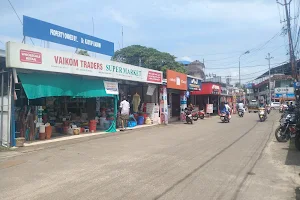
[7,0,34,45]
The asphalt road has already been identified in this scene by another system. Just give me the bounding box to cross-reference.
[0,112,299,200]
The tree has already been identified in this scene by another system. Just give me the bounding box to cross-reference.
[112,45,186,77]
[77,49,90,56]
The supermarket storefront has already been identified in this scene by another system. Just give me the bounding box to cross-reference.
[6,42,162,146]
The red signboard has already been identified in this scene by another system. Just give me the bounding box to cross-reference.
[190,82,221,95]
[147,71,162,83]
[20,49,42,64]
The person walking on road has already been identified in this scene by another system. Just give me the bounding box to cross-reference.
[119,96,130,131]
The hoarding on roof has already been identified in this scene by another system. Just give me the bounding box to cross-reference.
[23,16,114,56]
[6,42,162,84]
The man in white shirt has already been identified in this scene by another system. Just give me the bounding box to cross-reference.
[225,102,231,118]
[238,102,245,112]
[119,96,130,131]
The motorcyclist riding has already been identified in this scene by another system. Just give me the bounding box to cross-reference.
[238,101,245,113]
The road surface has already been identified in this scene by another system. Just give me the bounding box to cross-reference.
[0,112,299,200]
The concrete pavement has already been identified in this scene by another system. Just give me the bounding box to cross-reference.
[0,112,300,200]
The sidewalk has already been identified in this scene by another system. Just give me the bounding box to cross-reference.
[24,124,158,147]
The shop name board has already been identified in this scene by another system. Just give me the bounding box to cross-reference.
[166,70,187,90]
[187,77,202,91]
[274,87,294,94]
[23,16,114,56]
[6,42,162,84]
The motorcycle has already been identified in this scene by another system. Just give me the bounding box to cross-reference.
[258,108,267,122]
[238,109,244,117]
[185,109,193,124]
[220,112,230,123]
[275,114,297,142]
[266,106,271,114]
[191,110,205,121]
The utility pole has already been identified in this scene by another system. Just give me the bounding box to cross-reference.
[277,0,297,80]
[266,53,274,104]
[121,26,124,49]
[139,57,141,67]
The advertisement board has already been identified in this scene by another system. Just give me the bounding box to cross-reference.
[6,42,162,84]
[190,83,221,95]
[23,16,114,56]
[166,70,187,90]
[187,76,202,91]
[206,104,213,114]
[103,81,119,95]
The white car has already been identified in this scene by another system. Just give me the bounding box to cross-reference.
[271,102,281,110]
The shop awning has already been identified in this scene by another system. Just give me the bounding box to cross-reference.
[18,72,115,99]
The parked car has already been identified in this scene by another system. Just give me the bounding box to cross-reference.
[271,102,281,110]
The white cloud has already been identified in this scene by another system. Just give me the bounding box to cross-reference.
[177,56,193,61]
[107,8,138,29]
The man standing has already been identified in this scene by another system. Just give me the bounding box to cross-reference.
[119,96,130,131]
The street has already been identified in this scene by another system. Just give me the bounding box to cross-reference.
[0,112,300,200]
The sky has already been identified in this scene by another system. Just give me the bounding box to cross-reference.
[0,0,298,84]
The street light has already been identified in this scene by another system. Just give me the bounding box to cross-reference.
[239,50,250,87]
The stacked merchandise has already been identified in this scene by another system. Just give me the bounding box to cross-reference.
[146,103,160,124]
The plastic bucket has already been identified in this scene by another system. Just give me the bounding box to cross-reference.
[39,125,46,133]
[137,116,144,125]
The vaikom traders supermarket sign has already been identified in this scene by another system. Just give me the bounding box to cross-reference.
[6,42,162,84]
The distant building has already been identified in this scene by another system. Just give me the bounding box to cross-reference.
[186,60,205,80]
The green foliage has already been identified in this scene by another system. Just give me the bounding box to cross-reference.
[77,49,90,56]
[112,45,186,77]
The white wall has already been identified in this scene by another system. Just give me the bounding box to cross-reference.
[0,96,10,147]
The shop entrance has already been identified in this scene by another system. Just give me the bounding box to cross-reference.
[171,93,180,117]
[14,72,118,144]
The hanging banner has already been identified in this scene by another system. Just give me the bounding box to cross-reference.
[23,16,114,56]
[103,81,119,95]
[159,85,168,125]
[6,42,163,84]
[146,84,156,95]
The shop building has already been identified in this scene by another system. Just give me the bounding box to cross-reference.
[190,82,221,115]
[4,42,162,147]
[166,70,187,121]
[186,75,202,111]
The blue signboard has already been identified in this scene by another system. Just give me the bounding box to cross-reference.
[23,16,114,56]
[275,93,295,98]
[294,82,300,89]
[187,77,202,91]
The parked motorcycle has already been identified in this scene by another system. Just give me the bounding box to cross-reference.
[275,114,297,142]
[185,109,193,124]
[191,110,205,121]
[220,112,230,123]
[238,109,244,117]
[258,108,267,122]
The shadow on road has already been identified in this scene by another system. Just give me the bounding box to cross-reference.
[285,140,300,166]
[295,187,300,200]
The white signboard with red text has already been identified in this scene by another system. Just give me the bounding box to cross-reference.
[6,42,163,84]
